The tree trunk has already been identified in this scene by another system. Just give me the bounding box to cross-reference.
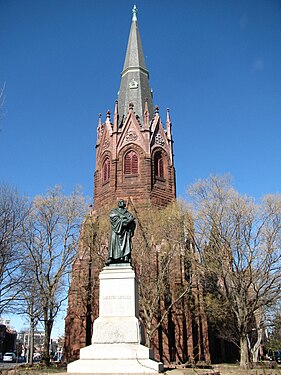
[157,314,163,362]
[86,257,93,346]
[198,282,211,364]
[240,334,249,369]
[28,317,34,364]
[43,319,53,366]
[146,320,152,347]
[186,303,194,362]
[251,328,262,363]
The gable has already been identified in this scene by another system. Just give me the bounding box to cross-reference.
[96,123,112,161]
[150,116,170,158]
[117,111,147,155]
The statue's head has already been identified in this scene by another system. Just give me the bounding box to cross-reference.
[118,199,126,208]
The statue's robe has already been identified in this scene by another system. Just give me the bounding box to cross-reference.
[108,208,135,261]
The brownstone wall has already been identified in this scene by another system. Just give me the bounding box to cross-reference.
[64,109,210,365]
[64,211,214,366]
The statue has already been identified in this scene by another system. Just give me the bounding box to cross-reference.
[106,199,136,265]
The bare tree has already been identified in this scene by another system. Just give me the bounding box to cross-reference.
[21,186,87,365]
[0,183,28,313]
[16,273,43,363]
[130,201,198,363]
[188,175,281,369]
[64,209,109,362]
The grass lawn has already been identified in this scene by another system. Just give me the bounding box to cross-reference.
[212,363,281,375]
[1,363,280,375]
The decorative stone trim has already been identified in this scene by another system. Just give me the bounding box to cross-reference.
[103,139,110,149]
[155,133,165,146]
[129,78,138,89]
[125,131,138,142]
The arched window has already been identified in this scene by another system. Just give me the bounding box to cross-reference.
[124,151,138,175]
[154,152,164,179]
[102,157,110,182]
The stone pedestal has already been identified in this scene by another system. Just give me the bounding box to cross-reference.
[67,265,163,374]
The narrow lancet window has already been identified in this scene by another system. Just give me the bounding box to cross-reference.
[124,151,139,175]
[102,158,110,182]
[154,152,164,179]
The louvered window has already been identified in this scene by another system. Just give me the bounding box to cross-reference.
[155,152,164,179]
[124,151,138,175]
[132,153,138,174]
[102,158,110,182]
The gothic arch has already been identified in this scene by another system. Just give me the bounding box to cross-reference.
[102,157,110,183]
[124,150,139,175]
[119,144,146,180]
[152,148,167,183]
[101,152,112,184]
[154,150,164,179]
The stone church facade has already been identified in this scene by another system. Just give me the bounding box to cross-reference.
[64,6,233,366]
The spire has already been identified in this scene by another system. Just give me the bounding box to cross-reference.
[105,109,112,135]
[113,100,119,133]
[118,6,154,127]
[166,108,172,140]
[96,113,102,144]
[143,97,150,129]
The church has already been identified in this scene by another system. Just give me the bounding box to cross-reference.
[65,6,235,366]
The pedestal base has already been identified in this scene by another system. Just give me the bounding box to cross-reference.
[67,266,163,374]
[67,343,163,374]
[92,317,143,344]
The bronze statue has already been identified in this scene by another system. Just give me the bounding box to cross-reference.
[106,199,136,265]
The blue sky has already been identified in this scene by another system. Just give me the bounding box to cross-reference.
[1,0,281,202]
[1,0,281,332]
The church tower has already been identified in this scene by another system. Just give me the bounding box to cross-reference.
[65,6,177,362]
[94,5,176,210]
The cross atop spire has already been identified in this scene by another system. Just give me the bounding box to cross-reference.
[132,5,138,21]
